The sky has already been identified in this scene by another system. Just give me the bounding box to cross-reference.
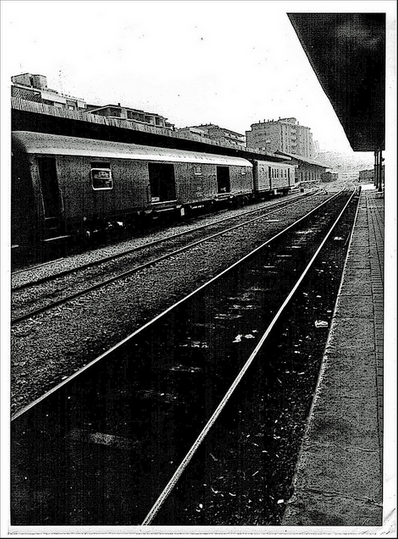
[1,0,394,158]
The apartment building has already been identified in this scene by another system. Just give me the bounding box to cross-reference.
[178,124,246,148]
[11,73,87,110]
[246,117,315,158]
[11,73,174,130]
[86,103,174,130]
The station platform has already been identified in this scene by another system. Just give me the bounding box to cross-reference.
[282,186,389,529]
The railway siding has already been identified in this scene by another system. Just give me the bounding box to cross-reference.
[11,194,315,321]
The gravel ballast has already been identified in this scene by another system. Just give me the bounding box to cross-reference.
[11,192,331,416]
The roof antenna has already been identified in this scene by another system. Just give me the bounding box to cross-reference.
[58,69,64,94]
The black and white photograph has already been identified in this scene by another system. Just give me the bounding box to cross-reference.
[1,0,396,536]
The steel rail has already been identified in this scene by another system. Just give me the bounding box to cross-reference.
[11,189,350,423]
[12,191,315,290]
[11,192,331,326]
[141,189,356,525]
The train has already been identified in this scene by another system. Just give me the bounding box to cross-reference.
[11,131,296,259]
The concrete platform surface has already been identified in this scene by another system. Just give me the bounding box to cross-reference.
[281,188,395,532]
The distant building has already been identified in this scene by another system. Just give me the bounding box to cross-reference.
[86,103,175,130]
[359,169,374,182]
[358,167,384,186]
[246,117,315,158]
[177,124,246,148]
[338,171,359,182]
[320,171,339,182]
[177,125,212,141]
[11,73,87,110]
[275,150,327,183]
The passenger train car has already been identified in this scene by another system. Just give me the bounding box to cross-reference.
[11,131,295,258]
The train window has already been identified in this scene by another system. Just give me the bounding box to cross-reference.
[91,168,113,190]
[194,165,202,175]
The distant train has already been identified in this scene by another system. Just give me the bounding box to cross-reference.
[11,131,295,257]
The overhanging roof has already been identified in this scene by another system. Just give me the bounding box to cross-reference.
[11,98,289,162]
[288,13,385,152]
[276,150,328,168]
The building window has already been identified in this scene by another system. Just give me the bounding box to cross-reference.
[91,163,113,190]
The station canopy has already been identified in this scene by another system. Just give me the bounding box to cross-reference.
[275,150,328,168]
[288,13,385,152]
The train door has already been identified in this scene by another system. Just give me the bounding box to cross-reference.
[37,157,63,238]
[148,163,176,202]
[217,166,230,193]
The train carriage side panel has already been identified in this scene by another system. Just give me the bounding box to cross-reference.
[269,163,294,193]
[282,163,295,191]
[174,162,216,211]
[253,160,272,195]
[12,133,256,244]
[270,165,284,191]
[227,164,254,201]
[56,155,149,235]
[288,164,296,187]
[11,137,41,250]
[52,155,87,237]
[111,158,149,214]
[165,155,253,211]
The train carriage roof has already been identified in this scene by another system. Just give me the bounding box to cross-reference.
[12,131,253,168]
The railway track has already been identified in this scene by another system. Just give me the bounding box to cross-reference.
[11,191,323,325]
[11,187,359,525]
[12,191,312,286]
